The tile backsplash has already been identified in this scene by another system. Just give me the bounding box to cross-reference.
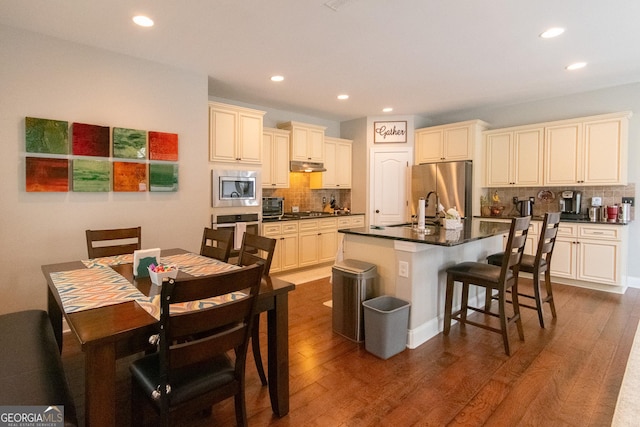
[263,172,351,213]
[482,184,636,219]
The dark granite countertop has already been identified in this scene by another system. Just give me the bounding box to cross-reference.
[338,218,512,247]
[474,215,631,226]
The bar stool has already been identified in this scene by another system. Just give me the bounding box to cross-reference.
[486,212,561,328]
[444,216,531,356]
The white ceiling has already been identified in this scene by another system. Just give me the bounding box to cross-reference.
[2,0,640,122]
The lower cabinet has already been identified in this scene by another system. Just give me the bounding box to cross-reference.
[550,223,626,288]
[262,222,299,274]
[298,218,338,267]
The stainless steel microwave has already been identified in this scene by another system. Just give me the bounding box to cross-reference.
[212,170,260,207]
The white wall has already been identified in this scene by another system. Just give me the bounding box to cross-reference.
[0,25,209,314]
[429,83,640,281]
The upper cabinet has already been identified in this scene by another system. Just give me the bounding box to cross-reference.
[484,126,544,187]
[209,102,265,164]
[277,121,326,162]
[545,113,629,186]
[262,127,290,188]
[483,111,631,187]
[415,120,488,164]
[310,137,352,189]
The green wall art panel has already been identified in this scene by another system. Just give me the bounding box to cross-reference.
[72,159,111,192]
[25,117,69,154]
[149,163,178,192]
[113,127,146,159]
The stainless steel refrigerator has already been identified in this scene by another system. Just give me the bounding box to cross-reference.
[411,160,472,219]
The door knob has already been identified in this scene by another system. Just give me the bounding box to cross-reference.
[375,209,380,213]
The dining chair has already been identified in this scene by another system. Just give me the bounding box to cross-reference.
[485,212,561,328]
[129,263,264,427]
[444,216,531,356]
[200,227,233,262]
[85,226,141,258]
[237,233,276,386]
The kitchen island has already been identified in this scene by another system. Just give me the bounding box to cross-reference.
[339,218,512,349]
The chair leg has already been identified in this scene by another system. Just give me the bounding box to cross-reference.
[532,270,546,328]
[460,281,469,325]
[544,269,557,318]
[234,389,248,427]
[497,288,511,356]
[130,379,144,427]
[251,314,268,386]
[443,274,454,335]
[511,280,524,342]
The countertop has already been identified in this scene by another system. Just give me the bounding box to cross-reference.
[474,215,632,226]
[338,218,512,247]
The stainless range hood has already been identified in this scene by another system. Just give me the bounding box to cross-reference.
[290,160,326,172]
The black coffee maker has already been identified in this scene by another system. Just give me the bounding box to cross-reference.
[559,190,583,219]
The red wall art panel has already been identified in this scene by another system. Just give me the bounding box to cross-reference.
[26,157,69,192]
[149,131,178,161]
[72,122,110,157]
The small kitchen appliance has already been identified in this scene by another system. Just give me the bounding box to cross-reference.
[588,207,600,222]
[619,202,632,223]
[607,205,619,222]
[559,190,583,220]
[262,197,284,219]
[212,170,259,207]
[514,197,535,217]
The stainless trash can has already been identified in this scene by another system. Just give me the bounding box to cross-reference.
[332,259,377,342]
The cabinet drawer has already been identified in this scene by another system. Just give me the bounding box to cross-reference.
[282,222,299,234]
[319,217,337,229]
[557,223,578,237]
[579,225,620,240]
[351,216,365,227]
[263,223,282,236]
[337,217,351,228]
[298,219,319,232]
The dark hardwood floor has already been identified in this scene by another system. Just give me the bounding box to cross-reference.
[61,277,640,426]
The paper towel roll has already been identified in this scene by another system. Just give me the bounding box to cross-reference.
[418,198,425,230]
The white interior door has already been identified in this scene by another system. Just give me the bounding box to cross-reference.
[371,149,410,225]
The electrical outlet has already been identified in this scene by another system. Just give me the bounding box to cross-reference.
[622,197,635,206]
[398,261,409,278]
[292,206,299,212]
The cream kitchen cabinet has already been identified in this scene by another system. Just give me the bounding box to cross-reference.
[310,137,352,189]
[493,218,539,256]
[209,102,265,164]
[484,126,544,187]
[415,120,487,164]
[337,214,365,247]
[277,121,325,162]
[262,221,299,273]
[544,112,630,186]
[298,217,338,267]
[550,223,627,290]
[262,127,290,188]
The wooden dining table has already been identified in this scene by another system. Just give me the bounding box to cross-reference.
[42,248,295,427]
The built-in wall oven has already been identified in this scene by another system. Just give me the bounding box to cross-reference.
[212,170,260,208]
[212,213,260,259]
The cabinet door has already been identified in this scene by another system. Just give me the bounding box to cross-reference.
[583,118,624,184]
[335,141,352,187]
[291,128,309,161]
[270,234,283,273]
[577,239,620,285]
[322,140,337,187]
[545,123,582,185]
[318,229,337,263]
[416,130,443,163]
[262,132,274,186]
[280,233,299,271]
[308,128,325,162]
[485,132,512,186]
[273,132,290,187]
[237,113,262,163]
[513,128,543,186]
[443,126,471,160]
[209,108,238,162]
[298,231,319,267]
[549,237,576,279]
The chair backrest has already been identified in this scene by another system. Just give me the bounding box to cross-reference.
[237,233,276,277]
[156,263,264,408]
[534,212,561,268]
[85,226,141,258]
[498,216,531,283]
[200,227,233,262]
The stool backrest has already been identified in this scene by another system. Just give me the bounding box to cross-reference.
[534,212,561,269]
[499,216,531,283]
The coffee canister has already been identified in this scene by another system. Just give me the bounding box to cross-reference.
[588,207,600,222]
[619,203,631,223]
[599,206,608,222]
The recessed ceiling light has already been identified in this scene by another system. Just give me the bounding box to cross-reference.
[566,62,587,71]
[382,107,393,113]
[270,75,284,82]
[540,27,565,39]
[132,15,154,27]
[337,94,349,100]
